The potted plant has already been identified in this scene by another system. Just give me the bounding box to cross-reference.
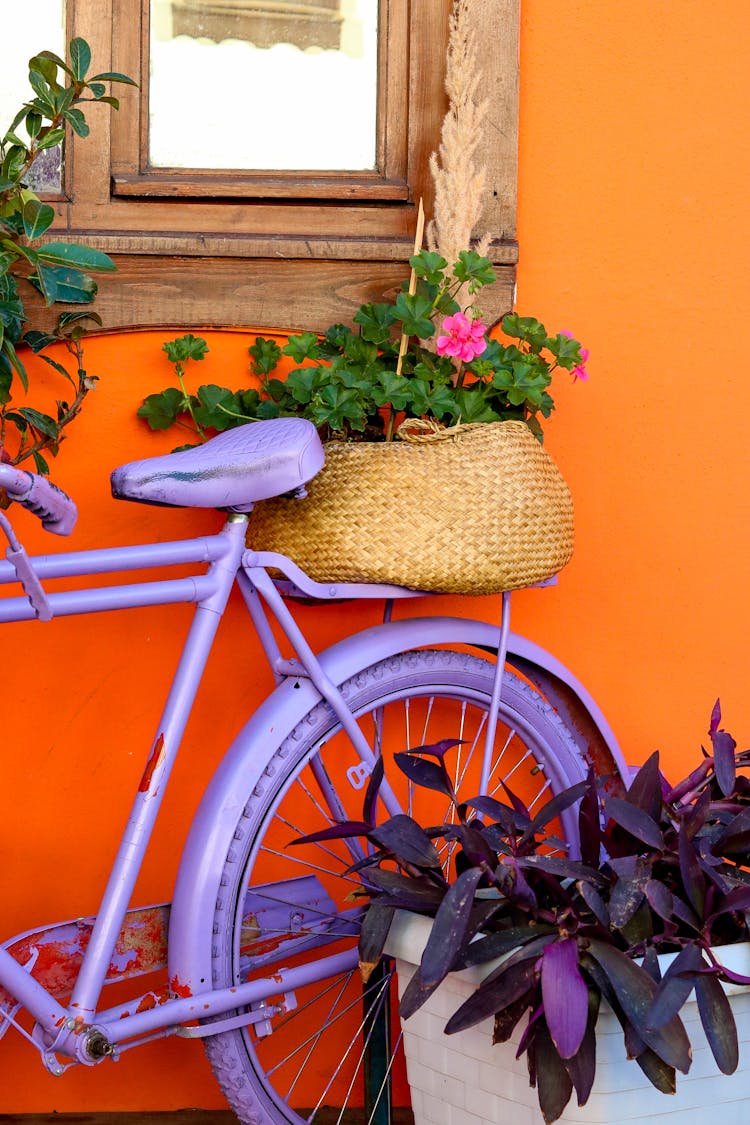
[137,252,588,594]
[0,37,134,475]
[135,0,588,596]
[294,702,750,1124]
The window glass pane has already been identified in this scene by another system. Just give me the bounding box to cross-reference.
[0,0,66,193]
[149,0,378,171]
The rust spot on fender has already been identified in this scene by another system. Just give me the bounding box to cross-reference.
[170,975,192,998]
[139,734,165,793]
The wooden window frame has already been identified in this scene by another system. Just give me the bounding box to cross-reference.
[48,0,519,331]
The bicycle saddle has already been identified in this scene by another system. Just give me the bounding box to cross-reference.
[111,418,325,510]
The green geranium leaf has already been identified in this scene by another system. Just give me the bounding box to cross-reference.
[353,302,396,345]
[434,289,461,316]
[453,250,496,290]
[283,332,321,363]
[371,371,414,411]
[263,377,291,405]
[453,388,503,424]
[255,398,282,419]
[248,336,282,376]
[547,331,585,368]
[410,250,448,286]
[193,384,242,431]
[163,334,208,364]
[285,366,329,405]
[342,333,379,368]
[319,323,352,353]
[311,384,367,432]
[492,361,550,408]
[502,313,549,353]
[137,387,186,430]
[238,387,262,415]
[394,291,436,339]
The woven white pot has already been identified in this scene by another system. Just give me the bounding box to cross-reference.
[385,912,750,1125]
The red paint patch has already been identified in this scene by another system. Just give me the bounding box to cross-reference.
[139,734,165,793]
[169,975,192,998]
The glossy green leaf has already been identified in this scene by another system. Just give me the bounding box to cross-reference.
[22,198,54,241]
[89,70,139,86]
[17,406,58,438]
[69,37,92,81]
[34,264,97,304]
[36,242,116,272]
[63,107,89,138]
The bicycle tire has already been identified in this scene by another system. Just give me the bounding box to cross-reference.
[204,647,590,1125]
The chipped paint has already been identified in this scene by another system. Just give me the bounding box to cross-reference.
[169,975,192,999]
[138,733,166,793]
[0,904,170,1037]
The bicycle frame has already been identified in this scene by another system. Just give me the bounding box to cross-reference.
[0,505,627,1077]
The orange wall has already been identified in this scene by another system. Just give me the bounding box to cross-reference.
[3,0,750,1110]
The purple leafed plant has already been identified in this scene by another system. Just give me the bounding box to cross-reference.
[294,702,750,1124]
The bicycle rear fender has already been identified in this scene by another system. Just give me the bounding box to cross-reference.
[168,614,626,996]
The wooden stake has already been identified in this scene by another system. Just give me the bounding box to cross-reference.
[395,198,425,378]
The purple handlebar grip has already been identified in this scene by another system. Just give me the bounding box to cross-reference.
[0,466,77,536]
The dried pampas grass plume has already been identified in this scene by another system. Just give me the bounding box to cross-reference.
[427,0,492,302]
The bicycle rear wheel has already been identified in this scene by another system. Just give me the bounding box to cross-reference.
[205,648,591,1124]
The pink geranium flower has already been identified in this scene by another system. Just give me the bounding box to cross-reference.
[560,330,589,382]
[436,312,487,363]
[573,347,590,382]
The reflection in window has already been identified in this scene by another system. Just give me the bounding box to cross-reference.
[149,0,378,171]
[0,0,66,194]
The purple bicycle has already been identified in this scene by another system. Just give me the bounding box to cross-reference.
[0,418,626,1124]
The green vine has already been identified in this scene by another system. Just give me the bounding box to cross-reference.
[0,37,135,473]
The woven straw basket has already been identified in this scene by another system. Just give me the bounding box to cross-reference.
[247,420,574,595]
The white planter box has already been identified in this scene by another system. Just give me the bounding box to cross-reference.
[385,912,750,1125]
